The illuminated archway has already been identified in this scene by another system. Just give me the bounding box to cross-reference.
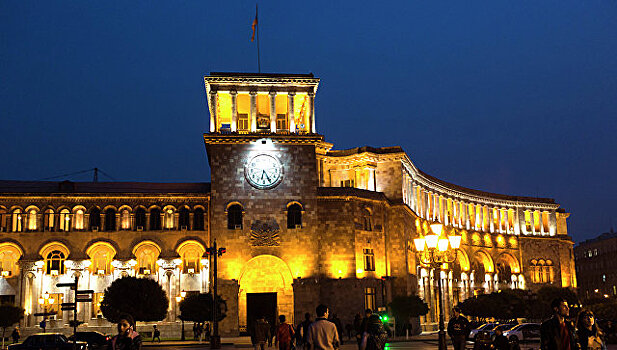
[176,240,206,274]
[132,241,161,276]
[39,242,70,275]
[496,252,520,286]
[0,242,23,278]
[237,255,294,329]
[86,242,117,275]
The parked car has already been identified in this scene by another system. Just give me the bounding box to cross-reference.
[68,331,110,350]
[486,323,519,338]
[502,323,541,343]
[8,333,88,350]
[469,323,498,341]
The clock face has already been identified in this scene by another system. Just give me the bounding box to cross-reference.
[245,154,283,189]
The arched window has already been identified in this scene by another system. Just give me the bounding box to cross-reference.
[120,209,130,230]
[11,209,23,232]
[362,208,372,231]
[497,263,512,285]
[193,208,204,231]
[27,209,38,231]
[287,203,302,229]
[104,208,116,231]
[59,209,71,232]
[149,208,161,230]
[179,207,190,230]
[177,241,205,274]
[164,208,175,229]
[46,250,66,275]
[133,241,160,275]
[135,208,146,230]
[87,243,116,275]
[74,209,85,230]
[0,243,22,278]
[89,208,101,231]
[227,204,243,229]
[44,209,55,231]
[544,260,553,283]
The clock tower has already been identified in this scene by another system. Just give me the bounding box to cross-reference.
[203,73,330,334]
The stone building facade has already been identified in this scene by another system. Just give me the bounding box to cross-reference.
[0,72,576,336]
[574,231,617,299]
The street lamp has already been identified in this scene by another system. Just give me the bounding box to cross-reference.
[176,290,186,341]
[412,222,461,350]
[38,292,55,330]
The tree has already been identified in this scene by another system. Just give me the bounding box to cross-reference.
[583,298,617,321]
[533,286,579,319]
[179,292,227,323]
[388,295,428,333]
[0,304,24,349]
[100,276,168,325]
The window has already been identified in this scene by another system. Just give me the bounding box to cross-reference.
[340,179,354,188]
[363,249,375,271]
[135,208,146,229]
[364,287,376,311]
[27,209,37,231]
[525,211,533,233]
[177,241,205,274]
[0,243,21,278]
[193,208,205,231]
[238,114,249,131]
[276,114,287,130]
[120,209,130,230]
[89,208,101,230]
[362,208,372,231]
[75,209,84,230]
[149,208,161,230]
[92,292,104,318]
[87,243,116,275]
[179,207,190,229]
[227,204,243,229]
[11,209,23,232]
[44,209,55,231]
[287,204,302,229]
[46,250,66,275]
[104,208,116,231]
[59,209,71,232]
[133,242,160,275]
[164,208,175,229]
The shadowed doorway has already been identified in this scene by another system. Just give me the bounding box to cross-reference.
[247,292,277,335]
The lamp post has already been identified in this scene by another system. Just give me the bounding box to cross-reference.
[176,290,187,341]
[37,292,56,331]
[412,222,461,350]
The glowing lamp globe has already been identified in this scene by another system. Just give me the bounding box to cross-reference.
[425,234,439,249]
[413,238,426,252]
[438,238,449,252]
[448,235,462,249]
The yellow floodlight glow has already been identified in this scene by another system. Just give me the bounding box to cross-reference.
[414,238,426,252]
[425,234,439,249]
[438,238,449,252]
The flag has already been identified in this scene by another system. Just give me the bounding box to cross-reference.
[251,5,258,42]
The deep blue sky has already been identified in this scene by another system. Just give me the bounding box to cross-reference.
[1,2,616,243]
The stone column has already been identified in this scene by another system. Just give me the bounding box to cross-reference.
[209,91,218,133]
[288,92,296,132]
[518,209,527,235]
[249,91,257,132]
[230,90,238,132]
[488,207,494,233]
[549,211,557,236]
[269,91,277,132]
[308,91,315,133]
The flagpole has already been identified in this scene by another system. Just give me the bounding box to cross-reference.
[256,3,261,73]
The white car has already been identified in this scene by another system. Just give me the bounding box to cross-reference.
[502,323,541,343]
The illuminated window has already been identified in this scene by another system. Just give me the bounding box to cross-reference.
[193,208,205,231]
[287,204,302,229]
[276,114,287,131]
[237,94,250,130]
[0,243,21,278]
[44,209,55,231]
[256,94,270,130]
[120,209,130,230]
[92,292,104,318]
[89,208,101,230]
[533,211,541,232]
[363,249,375,271]
[227,204,243,230]
[340,179,354,188]
[542,212,550,234]
[11,209,23,232]
[25,209,37,231]
[135,208,146,229]
[362,208,372,231]
[179,207,190,229]
[46,250,66,275]
[133,242,160,275]
[59,209,71,232]
[468,204,475,228]
[238,114,249,131]
[275,94,288,131]
[164,208,175,229]
[74,209,84,230]
[524,211,533,233]
[149,208,161,230]
[364,287,376,311]
[87,243,116,275]
[177,241,205,274]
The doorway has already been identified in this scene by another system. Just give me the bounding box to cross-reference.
[247,292,277,333]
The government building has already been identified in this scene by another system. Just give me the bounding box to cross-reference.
[0,72,576,336]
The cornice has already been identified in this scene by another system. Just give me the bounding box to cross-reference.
[203,133,325,145]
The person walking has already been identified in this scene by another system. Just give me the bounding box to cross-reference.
[540,298,578,350]
[447,306,471,350]
[307,304,340,350]
[11,327,20,344]
[152,325,161,342]
[275,315,295,350]
[353,313,363,350]
[251,315,272,350]
[361,311,388,350]
[330,314,344,345]
[576,310,606,350]
[108,313,142,350]
[297,313,313,350]
[492,327,510,350]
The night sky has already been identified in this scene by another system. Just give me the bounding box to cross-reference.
[2,2,616,243]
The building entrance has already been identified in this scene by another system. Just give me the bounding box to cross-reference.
[247,292,277,334]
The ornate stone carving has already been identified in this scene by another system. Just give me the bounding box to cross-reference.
[249,220,280,247]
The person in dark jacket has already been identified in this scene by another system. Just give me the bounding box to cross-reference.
[492,328,510,350]
[540,298,578,350]
[576,309,606,350]
[447,306,471,350]
[108,313,142,350]
[297,313,312,349]
[252,315,272,350]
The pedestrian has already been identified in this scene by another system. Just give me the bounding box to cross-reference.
[540,298,578,350]
[11,327,20,344]
[345,324,353,341]
[251,315,272,350]
[205,322,211,341]
[354,313,363,350]
[576,309,606,350]
[330,313,344,345]
[307,304,340,350]
[492,328,510,350]
[297,313,313,349]
[151,325,161,342]
[39,319,46,332]
[275,315,295,350]
[360,311,388,350]
[447,306,471,350]
[108,313,142,350]
[198,323,204,342]
[193,323,199,341]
